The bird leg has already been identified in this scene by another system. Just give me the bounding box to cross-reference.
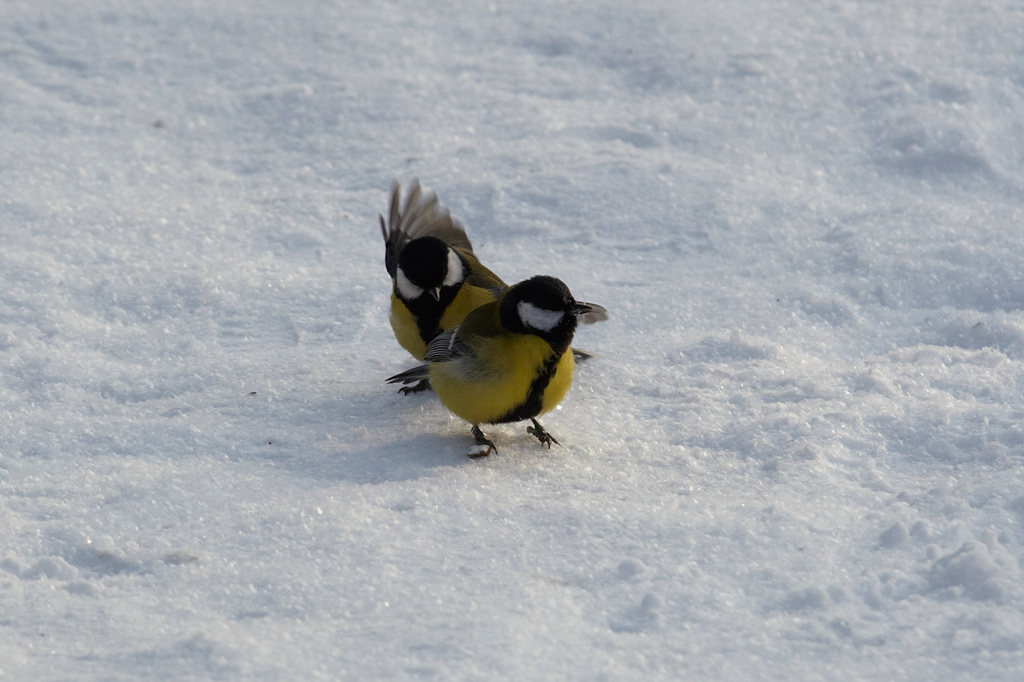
[468,425,497,459]
[527,418,560,448]
[397,379,431,395]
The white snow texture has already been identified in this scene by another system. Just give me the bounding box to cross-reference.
[2,1,1024,680]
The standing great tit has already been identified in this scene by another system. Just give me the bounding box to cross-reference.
[381,180,506,379]
[387,275,605,458]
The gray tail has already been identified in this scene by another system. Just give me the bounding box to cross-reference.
[386,364,430,385]
[571,347,597,362]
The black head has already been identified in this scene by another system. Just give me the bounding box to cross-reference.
[499,275,593,353]
[395,236,466,302]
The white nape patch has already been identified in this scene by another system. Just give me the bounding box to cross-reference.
[396,267,424,300]
[517,301,564,332]
[442,248,464,288]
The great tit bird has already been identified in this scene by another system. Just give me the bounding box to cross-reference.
[387,275,602,458]
[381,180,506,392]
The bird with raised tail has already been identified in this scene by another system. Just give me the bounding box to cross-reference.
[388,275,606,458]
[381,180,506,373]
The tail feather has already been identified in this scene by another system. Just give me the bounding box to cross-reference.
[571,347,598,362]
[386,364,430,385]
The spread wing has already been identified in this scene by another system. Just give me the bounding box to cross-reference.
[381,179,475,279]
[462,252,508,293]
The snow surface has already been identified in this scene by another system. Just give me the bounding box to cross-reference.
[2,0,1024,680]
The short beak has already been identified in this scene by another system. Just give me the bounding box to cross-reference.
[573,301,608,324]
[429,287,441,301]
[571,302,593,317]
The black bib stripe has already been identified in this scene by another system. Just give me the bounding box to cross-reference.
[494,345,567,424]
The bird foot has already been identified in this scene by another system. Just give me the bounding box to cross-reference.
[527,419,560,448]
[469,426,497,458]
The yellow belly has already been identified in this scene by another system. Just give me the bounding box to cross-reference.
[389,285,499,361]
[428,335,576,426]
[439,285,498,332]
[389,293,427,360]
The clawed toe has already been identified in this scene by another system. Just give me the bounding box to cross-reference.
[527,418,560,448]
[469,425,497,458]
[467,420,560,457]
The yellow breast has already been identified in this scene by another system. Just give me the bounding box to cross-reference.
[389,285,500,361]
[439,284,499,331]
[389,292,427,360]
[428,334,576,426]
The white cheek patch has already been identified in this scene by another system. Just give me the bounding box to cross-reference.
[396,267,424,300]
[442,248,464,288]
[517,301,564,332]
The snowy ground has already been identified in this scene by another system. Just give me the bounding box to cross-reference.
[2,0,1024,679]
